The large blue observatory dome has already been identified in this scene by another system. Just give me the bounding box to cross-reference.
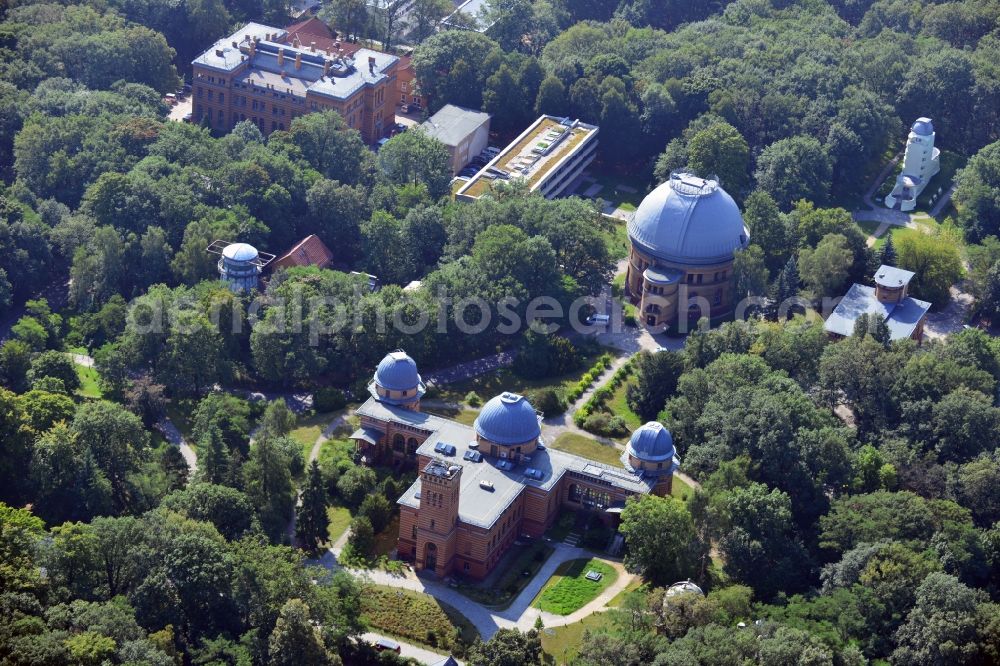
[474,392,541,446]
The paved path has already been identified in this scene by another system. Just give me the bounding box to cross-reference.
[155,417,198,475]
[312,542,635,640]
[70,353,94,367]
[359,632,461,665]
[929,184,956,218]
[424,351,515,386]
[864,221,890,248]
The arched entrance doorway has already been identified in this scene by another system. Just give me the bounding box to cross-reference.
[424,542,437,572]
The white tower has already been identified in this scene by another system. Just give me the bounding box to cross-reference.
[885,118,940,212]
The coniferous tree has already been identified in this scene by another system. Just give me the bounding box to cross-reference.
[296,460,329,551]
[880,232,898,266]
[198,429,229,486]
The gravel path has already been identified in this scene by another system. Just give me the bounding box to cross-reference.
[359,632,462,665]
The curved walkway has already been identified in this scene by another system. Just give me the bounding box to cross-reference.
[311,541,635,641]
[155,416,198,475]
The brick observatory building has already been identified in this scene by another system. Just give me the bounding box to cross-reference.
[625,172,751,329]
[351,351,681,579]
[191,21,397,142]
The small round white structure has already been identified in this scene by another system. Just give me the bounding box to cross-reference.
[218,242,263,292]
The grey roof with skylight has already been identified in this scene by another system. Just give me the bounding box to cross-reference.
[824,284,931,340]
[421,104,491,147]
[357,397,657,530]
[873,264,915,289]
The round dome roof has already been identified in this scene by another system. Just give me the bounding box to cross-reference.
[911,117,934,136]
[627,173,749,266]
[374,350,422,391]
[665,580,705,598]
[627,422,676,462]
[474,392,541,446]
[222,242,259,262]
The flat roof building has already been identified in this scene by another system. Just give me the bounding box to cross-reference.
[191,22,397,143]
[421,104,491,175]
[824,264,931,342]
[351,351,679,580]
[455,115,598,202]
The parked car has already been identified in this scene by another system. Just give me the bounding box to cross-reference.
[393,122,407,133]
[373,638,401,653]
[458,168,479,177]
[585,313,611,326]
[182,112,192,122]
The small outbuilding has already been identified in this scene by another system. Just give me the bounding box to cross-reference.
[824,264,931,342]
[272,234,334,271]
[421,104,491,175]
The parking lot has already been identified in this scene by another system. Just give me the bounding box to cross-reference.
[167,95,192,122]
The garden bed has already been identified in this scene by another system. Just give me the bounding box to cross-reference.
[456,540,554,609]
[361,585,479,655]
[532,558,618,615]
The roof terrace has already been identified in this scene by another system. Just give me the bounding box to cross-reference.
[456,115,597,201]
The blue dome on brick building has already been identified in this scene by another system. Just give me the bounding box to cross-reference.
[370,350,425,406]
[626,422,676,462]
[474,392,541,446]
[627,172,749,266]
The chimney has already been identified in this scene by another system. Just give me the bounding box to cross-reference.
[310,41,316,52]
[325,47,331,56]
[277,47,284,66]
[232,40,238,48]
[295,52,302,70]
[368,56,376,73]
[215,49,224,57]
[324,60,331,77]
[292,36,301,48]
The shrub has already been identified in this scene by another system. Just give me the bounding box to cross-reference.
[581,372,594,385]
[583,413,610,434]
[525,388,565,416]
[607,415,628,436]
[465,391,482,407]
[314,387,347,412]
[624,312,637,327]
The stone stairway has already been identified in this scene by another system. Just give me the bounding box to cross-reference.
[563,532,582,547]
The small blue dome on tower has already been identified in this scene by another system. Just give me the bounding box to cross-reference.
[474,392,541,446]
[375,350,421,391]
[627,422,676,462]
[911,117,934,136]
[370,350,426,407]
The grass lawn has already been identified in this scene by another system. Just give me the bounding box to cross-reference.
[601,219,631,261]
[608,579,645,607]
[315,437,356,470]
[457,540,554,608]
[74,363,103,399]
[541,611,617,664]
[606,382,642,432]
[551,433,622,467]
[289,411,346,463]
[432,349,607,405]
[533,558,617,615]
[672,474,693,501]
[361,585,478,654]
[325,504,352,544]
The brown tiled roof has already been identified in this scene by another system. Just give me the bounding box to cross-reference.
[273,234,335,269]
[282,17,364,57]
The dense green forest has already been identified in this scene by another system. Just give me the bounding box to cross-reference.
[1,0,1000,664]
